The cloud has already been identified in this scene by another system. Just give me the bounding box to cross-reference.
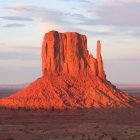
[6,4,31,9]
[0,52,39,60]
[0,42,6,46]
[0,45,40,54]
[5,1,140,37]
[86,0,140,27]
[4,23,25,28]
[59,0,91,3]
[0,59,40,69]
[0,45,41,61]
[0,16,33,21]
[5,1,140,30]
[6,4,88,26]
[103,0,140,5]
[5,4,113,36]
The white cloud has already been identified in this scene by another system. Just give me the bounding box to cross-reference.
[6,4,32,11]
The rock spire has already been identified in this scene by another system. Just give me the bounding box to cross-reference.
[97,40,106,79]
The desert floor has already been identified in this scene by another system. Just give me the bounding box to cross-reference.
[0,88,140,140]
[0,108,140,140]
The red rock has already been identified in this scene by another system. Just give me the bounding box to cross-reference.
[42,31,98,77]
[0,31,140,110]
[97,40,106,79]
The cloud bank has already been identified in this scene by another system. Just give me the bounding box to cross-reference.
[4,23,25,28]
[0,16,33,21]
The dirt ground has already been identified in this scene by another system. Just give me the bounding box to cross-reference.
[0,88,140,140]
[0,109,140,140]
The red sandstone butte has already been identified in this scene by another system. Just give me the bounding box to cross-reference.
[42,31,99,77]
[0,31,140,110]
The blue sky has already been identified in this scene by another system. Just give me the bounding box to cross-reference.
[0,0,140,84]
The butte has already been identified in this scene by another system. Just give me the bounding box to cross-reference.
[0,31,140,110]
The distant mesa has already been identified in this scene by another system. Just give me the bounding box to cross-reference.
[0,31,140,110]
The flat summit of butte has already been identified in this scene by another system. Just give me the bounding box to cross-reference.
[0,31,140,110]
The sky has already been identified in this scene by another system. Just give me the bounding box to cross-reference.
[0,0,140,84]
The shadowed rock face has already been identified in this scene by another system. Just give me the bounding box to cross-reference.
[0,31,140,110]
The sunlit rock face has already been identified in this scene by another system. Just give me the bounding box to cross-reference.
[0,31,140,110]
[42,31,106,79]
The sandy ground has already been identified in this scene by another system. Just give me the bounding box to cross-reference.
[0,109,140,140]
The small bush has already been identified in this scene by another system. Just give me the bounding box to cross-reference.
[7,138,14,140]
[72,135,75,138]
[95,125,99,129]
[52,106,55,111]
[111,136,118,140]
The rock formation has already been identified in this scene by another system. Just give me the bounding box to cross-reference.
[0,31,140,110]
[97,40,106,79]
[42,31,98,77]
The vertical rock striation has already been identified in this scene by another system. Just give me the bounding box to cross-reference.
[42,31,105,78]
